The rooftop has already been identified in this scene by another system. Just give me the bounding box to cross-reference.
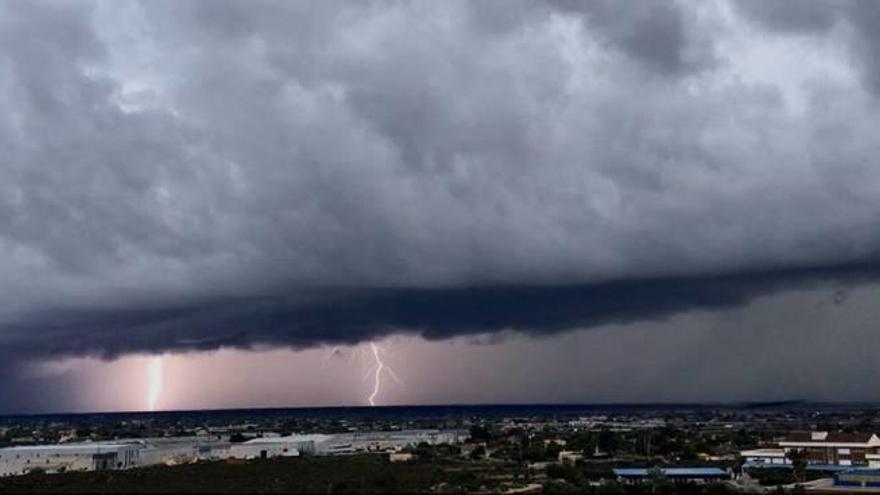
[613,467,728,478]
[0,441,141,453]
[783,432,879,444]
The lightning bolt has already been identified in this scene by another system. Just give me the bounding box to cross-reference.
[147,355,163,412]
[366,342,401,406]
[368,343,383,406]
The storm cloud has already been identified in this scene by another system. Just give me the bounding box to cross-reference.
[2,0,880,368]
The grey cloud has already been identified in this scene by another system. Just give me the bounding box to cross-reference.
[1,0,880,370]
[733,0,880,95]
[733,0,842,33]
[547,0,710,75]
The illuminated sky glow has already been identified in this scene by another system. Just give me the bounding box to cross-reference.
[147,356,163,412]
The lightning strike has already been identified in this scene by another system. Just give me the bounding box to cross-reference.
[147,355,164,412]
[368,343,383,406]
[366,342,401,406]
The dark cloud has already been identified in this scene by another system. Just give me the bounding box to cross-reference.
[547,0,711,75]
[4,262,876,364]
[733,0,842,33]
[1,0,880,377]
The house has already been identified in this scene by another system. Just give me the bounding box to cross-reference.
[741,431,880,468]
[741,448,789,465]
[781,432,880,466]
[557,450,583,464]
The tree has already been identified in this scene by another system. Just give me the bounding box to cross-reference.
[648,467,674,495]
[732,454,744,479]
[597,480,626,495]
[469,424,491,442]
[545,441,563,461]
[786,449,808,483]
[469,444,486,460]
[598,430,619,454]
[542,480,580,494]
[547,463,586,487]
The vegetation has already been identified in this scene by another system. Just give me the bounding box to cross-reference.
[745,467,823,487]
[0,456,448,494]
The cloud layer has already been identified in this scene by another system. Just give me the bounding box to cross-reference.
[2,0,880,367]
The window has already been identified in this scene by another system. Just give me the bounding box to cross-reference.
[839,448,851,455]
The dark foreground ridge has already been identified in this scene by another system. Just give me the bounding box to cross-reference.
[0,454,741,495]
[0,455,444,494]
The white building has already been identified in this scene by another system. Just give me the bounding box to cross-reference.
[323,429,467,454]
[741,432,880,467]
[0,429,469,477]
[740,448,789,465]
[227,435,330,460]
[0,442,142,477]
[137,436,232,466]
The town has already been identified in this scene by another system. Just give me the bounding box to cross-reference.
[2,404,880,493]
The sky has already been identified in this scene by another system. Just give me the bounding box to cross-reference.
[2,0,880,413]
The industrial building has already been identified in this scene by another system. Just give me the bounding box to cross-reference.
[227,434,332,460]
[137,436,232,466]
[0,429,468,477]
[0,442,142,477]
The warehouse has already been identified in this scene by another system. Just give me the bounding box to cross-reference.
[0,442,142,477]
[228,435,328,460]
[138,436,232,466]
[0,429,468,477]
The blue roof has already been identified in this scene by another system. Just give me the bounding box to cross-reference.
[613,467,728,477]
[840,469,880,475]
[808,464,871,472]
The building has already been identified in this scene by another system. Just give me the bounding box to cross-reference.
[227,434,331,460]
[833,469,880,491]
[613,467,729,484]
[388,452,415,463]
[742,431,880,468]
[557,450,584,464]
[138,436,232,466]
[781,432,880,466]
[0,429,468,477]
[0,442,142,477]
[741,448,789,466]
[311,429,468,455]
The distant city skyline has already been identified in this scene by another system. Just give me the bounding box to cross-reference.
[3,0,880,413]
